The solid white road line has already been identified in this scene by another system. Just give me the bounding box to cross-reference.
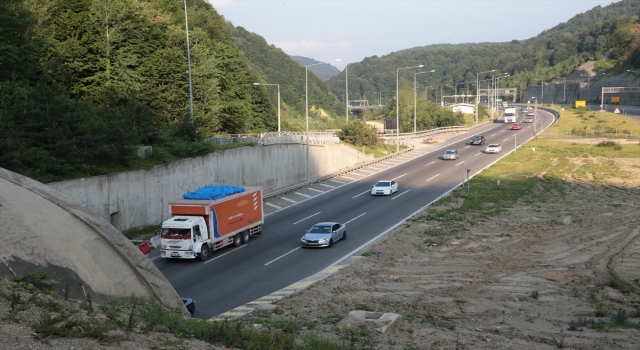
[281,197,297,203]
[426,174,440,181]
[391,190,410,200]
[293,211,321,225]
[352,190,370,198]
[319,184,335,188]
[307,188,324,193]
[344,212,366,224]
[392,173,407,180]
[265,247,301,266]
[294,192,311,198]
[424,161,435,167]
[265,202,282,209]
[204,245,247,264]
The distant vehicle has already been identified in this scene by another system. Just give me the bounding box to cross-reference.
[504,108,517,123]
[521,106,528,112]
[301,222,346,248]
[470,135,486,145]
[182,297,195,316]
[511,123,522,130]
[510,105,518,108]
[371,180,398,196]
[442,149,459,160]
[524,117,534,123]
[485,144,502,154]
[502,102,508,108]
[527,110,535,116]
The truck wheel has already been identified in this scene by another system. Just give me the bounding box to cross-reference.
[198,246,210,261]
[233,234,242,247]
[342,231,347,240]
[241,230,250,244]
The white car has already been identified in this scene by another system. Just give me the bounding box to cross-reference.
[524,116,533,123]
[371,180,398,196]
[485,144,502,154]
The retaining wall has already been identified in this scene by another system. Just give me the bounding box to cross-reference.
[48,143,364,231]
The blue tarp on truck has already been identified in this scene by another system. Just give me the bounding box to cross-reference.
[183,185,245,200]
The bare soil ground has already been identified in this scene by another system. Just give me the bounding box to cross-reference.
[246,157,640,349]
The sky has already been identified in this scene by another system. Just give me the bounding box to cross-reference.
[208,0,620,71]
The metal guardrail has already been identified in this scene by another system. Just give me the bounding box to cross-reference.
[260,132,340,145]
[204,134,261,144]
[264,144,416,200]
[380,121,493,144]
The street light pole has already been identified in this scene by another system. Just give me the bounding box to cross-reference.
[253,83,280,133]
[345,63,349,124]
[397,64,424,152]
[414,70,434,134]
[306,59,341,180]
[183,0,194,126]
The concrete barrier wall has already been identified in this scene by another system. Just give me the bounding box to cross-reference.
[48,143,364,231]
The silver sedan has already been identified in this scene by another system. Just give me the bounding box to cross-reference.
[442,149,459,160]
[301,222,346,248]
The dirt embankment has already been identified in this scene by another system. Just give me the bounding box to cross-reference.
[251,161,640,349]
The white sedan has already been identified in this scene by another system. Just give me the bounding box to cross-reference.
[485,144,502,154]
[371,180,398,196]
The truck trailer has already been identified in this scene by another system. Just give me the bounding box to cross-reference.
[160,186,263,261]
[503,108,517,123]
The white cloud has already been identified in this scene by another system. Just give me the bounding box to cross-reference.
[271,39,352,55]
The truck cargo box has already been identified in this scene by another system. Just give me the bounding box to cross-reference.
[169,186,263,239]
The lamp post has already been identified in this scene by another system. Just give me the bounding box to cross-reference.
[491,73,508,115]
[345,63,349,124]
[558,77,567,103]
[466,168,471,194]
[397,64,424,152]
[532,96,537,135]
[306,59,341,180]
[183,0,194,126]
[581,73,590,105]
[253,83,280,132]
[474,69,496,125]
[414,70,435,133]
[535,78,544,102]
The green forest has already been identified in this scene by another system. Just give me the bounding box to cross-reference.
[326,0,640,113]
[4,0,640,183]
[0,0,282,181]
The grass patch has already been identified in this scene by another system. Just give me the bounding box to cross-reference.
[541,107,640,140]
[609,278,639,295]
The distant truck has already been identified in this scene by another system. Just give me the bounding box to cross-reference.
[503,108,517,123]
[160,186,263,261]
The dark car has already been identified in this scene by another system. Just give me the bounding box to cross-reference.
[470,135,485,145]
[182,297,196,316]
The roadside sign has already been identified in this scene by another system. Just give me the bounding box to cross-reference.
[611,96,620,103]
[614,108,620,114]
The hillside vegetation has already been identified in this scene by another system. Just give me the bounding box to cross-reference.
[327,0,640,132]
[0,0,276,182]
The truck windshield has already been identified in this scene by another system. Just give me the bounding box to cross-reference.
[161,228,191,239]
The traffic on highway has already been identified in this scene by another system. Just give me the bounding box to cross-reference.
[150,106,555,318]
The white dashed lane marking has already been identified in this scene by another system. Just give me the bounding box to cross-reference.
[294,192,311,198]
[281,197,297,203]
[265,202,282,210]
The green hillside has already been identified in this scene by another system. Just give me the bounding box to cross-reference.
[327,0,640,132]
[289,55,341,81]
[0,0,276,181]
[228,25,345,131]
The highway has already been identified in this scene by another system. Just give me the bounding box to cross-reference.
[150,108,556,319]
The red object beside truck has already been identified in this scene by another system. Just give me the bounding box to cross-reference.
[160,186,263,260]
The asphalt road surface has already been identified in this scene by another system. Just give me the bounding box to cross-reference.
[150,108,556,319]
